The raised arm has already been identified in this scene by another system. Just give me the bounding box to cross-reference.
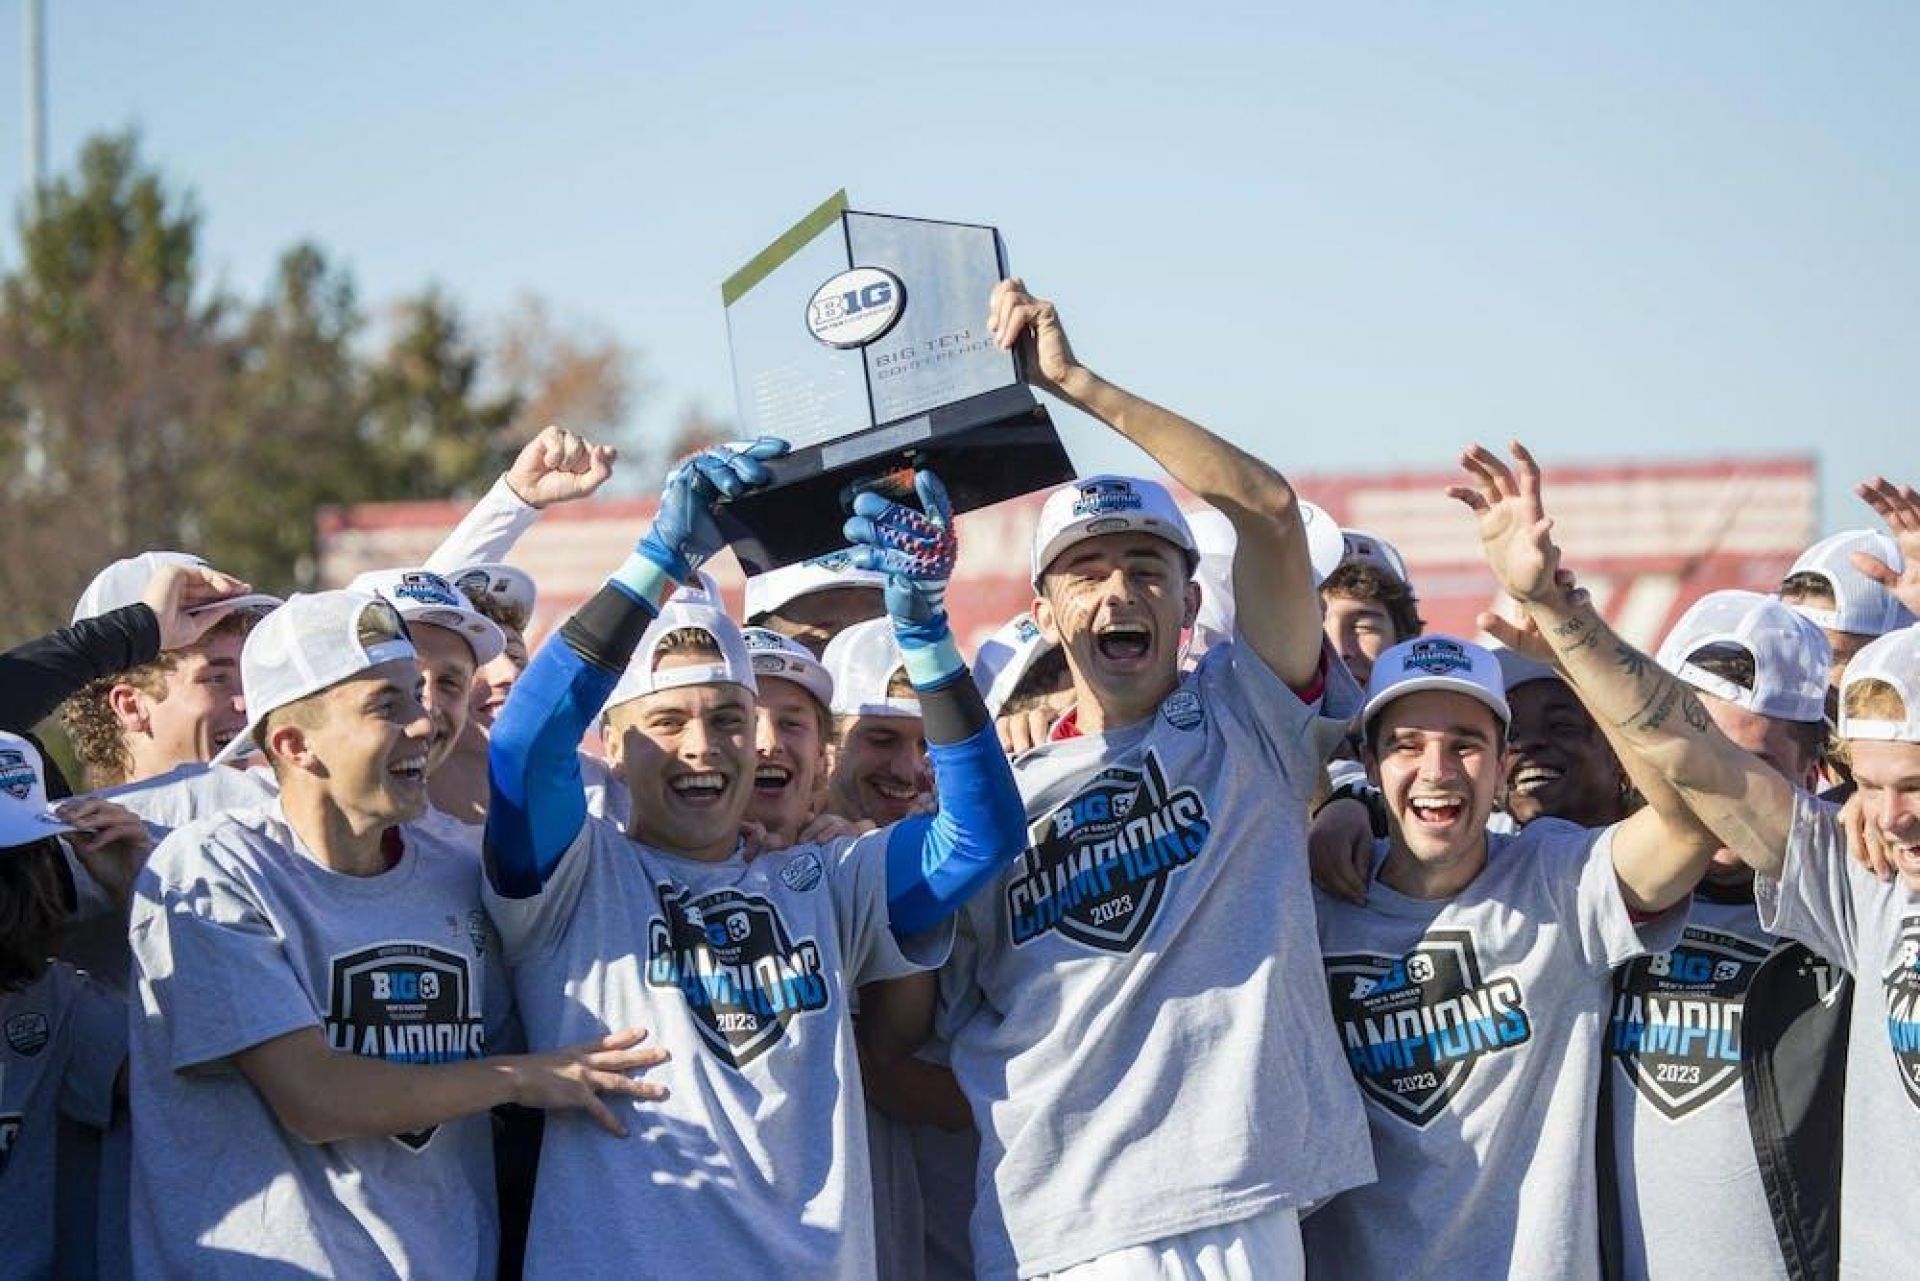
[1451,442,1794,890]
[988,280,1322,688]
[843,471,1027,936]
[485,440,782,896]
[426,425,618,573]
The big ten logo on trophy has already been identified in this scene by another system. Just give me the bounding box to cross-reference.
[806,267,905,348]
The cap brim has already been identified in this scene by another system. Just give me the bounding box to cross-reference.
[0,806,77,851]
[209,727,261,767]
[186,593,284,618]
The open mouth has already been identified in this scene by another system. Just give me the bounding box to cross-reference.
[1510,764,1564,796]
[1094,623,1152,664]
[869,776,918,804]
[1408,795,1466,827]
[389,755,428,787]
[668,771,730,807]
[754,764,793,796]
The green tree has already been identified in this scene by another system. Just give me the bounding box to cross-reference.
[360,289,520,499]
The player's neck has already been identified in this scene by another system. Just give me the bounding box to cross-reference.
[1377,833,1487,901]
[281,781,397,877]
[1072,678,1174,737]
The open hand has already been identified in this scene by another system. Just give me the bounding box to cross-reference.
[1448,442,1564,607]
[143,564,260,651]
[1852,476,1920,619]
[52,797,152,910]
[844,470,958,631]
[505,425,619,510]
[640,437,787,580]
[504,1027,671,1137]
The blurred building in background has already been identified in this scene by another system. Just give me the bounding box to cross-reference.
[318,454,1817,653]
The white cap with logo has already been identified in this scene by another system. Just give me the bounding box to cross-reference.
[348,568,506,666]
[741,626,834,710]
[1339,528,1412,586]
[1656,589,1831,725]
[970,614,1058,720]
[1784,530,1915,637]
[1362,635,1511,737]
[606,592,757,714]
[1838,625,1920,743]
[823,618,919,721]
[0,731,77,850]
[743,552,887,623]
[1030,475,1198,587]
[448,564,538,625]
[72,550,282,624]
[211,591,419,766]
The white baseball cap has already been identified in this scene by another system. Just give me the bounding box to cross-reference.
[1362,635,1510,737]
[448,564,538,626]
[606,592,757,713]
[1838,625,1920,743]
[1783,530,1915,637]
[741,626,833,710]
[743,551,887,622]
[823,618,920,720]
[211,591,419,766]
[349,568,506,666]
[1030,475,1199,587]
[1656,590,1831,725]
[1339,528,1412,587]
[72,550,282,624]
[971,614,1058,719]
[1491,645,1561,693]
[0,731,77,851]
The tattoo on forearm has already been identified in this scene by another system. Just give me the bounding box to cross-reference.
[1614,643,1649,680]
[1681,689,1710,733]
[1552,616,1587,640]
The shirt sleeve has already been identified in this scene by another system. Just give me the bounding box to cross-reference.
[1204,637,1356,798]
[1534,820,1686,975]
[56,967,127,1130]
[0,603,160,732]
[1754,790,1861,974]
[828,831,955,987]
[128,847,321,1074]
[424,475,540,573]
[481,822,597,961]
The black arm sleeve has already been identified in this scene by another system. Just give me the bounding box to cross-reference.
[0,604,161,732]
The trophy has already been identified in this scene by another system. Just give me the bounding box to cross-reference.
[714,191,1074,574]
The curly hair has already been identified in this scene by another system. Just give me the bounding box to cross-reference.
[1321,561,1424,642]
[57,612,255,789]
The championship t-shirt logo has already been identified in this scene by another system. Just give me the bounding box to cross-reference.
[1324,929,1534,1127]
[646,884,829,1069]
[0,1113,20,1178]
[1608,926,1772,1119]
[1883,915,1920,1110]
[1006,750,1212,953]
[326,942,485,1151]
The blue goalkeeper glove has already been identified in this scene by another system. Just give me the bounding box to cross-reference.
[635,437,786,583]
[844,469,964,690]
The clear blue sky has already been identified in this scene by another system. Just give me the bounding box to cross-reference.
[3,3,1913,533]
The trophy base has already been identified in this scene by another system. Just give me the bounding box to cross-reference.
[719,383,1073,575]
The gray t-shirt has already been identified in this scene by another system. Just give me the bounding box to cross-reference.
[1607,890,1805,1281]
[1755,790,1920,1279]
[128,803,510,1278]
[1304,820,1680,1281]
[942,640,1375,1278]
[0,962,124,1279]
[482,818,951,1280]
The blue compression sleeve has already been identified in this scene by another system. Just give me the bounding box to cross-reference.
[485,577,663,898]
[883,718,1027,939]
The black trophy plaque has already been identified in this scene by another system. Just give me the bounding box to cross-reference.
[715,191,1074,574]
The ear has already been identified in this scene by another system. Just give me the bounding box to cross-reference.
[106,682,151,735]
[1031,592,1062,647]
[601,719,626,770]
[1361,745,1382,790]
[262,720,317,774]
[1182,579,1202,632]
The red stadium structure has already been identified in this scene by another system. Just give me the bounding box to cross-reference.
[318,454,1817,655]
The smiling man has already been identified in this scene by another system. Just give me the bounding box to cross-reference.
[937,281,1375,1280]
[825,618,932,826]
[127,590,665,1277]
[1304,630,1718,1280]
[1495,647,1633,829]
[739,626,838,845]
[482,445,1027,1278]
[1459,446,1920,1278]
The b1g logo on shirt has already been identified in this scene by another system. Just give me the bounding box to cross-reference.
[0,1112,21,1178]
[1324,930,1533,1127]
[647,885,829,1069]
[1609,926,1773,1119]
[1883,916,1920,1110]
[1006,750,1212,953]
[327,942,485,1151]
